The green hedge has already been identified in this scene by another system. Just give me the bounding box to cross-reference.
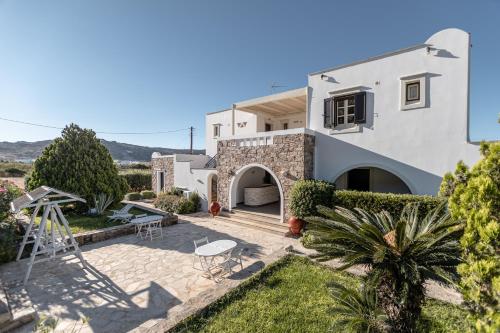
[289,180,335,219]
[332,190,445,218]
[140,190,156,199]
[121,173,152,192]
[125,192,143,201]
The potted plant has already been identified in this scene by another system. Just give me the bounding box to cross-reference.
[209,201,221,217]
[288,216,304,235]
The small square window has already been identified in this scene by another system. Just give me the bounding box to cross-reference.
[406,82,420,102]
[213,124,220,138]
[400,74,427,110]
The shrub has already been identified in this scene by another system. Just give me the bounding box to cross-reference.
[0,217,18,264]
[443,142,500,331]
[128,163,149,170]
[167,187,183,196]
[154,193,180,212]
[153,192,199,214]
[189,192,200,211]
[92,193,114,215]
[0,181,22,221]
[27,124,128,208]
[176,198,195,214]
[121,173,152,192]
[140,190,156,199]
[4,167,26,177]
[289,180,335,218]
[332,190,444,219]
[0,181,22,264]
[125,192,143,201]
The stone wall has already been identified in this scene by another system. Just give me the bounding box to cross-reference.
[216,133,315,221]
[73,215,178,246]
[151,156,174,193]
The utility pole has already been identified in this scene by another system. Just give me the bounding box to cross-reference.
[189,126,194,154]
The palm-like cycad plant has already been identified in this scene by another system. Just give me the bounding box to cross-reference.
[329,281,387,333]
[302,203,462,333]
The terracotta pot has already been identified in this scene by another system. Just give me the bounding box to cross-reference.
[288,216,304,235]
[209,201,221,217]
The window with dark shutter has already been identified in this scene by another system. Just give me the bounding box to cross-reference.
[331,92,366,128]
[323,98,333,128]
[354,92,366,124]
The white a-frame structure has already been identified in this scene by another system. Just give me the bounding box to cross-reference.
[11,186,87,284]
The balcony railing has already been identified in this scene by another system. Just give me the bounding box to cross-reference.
[219,128,315,148]
[203,154,218,169]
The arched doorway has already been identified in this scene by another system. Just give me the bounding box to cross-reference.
[208,173,218,203]
[334,167,412,194]
[229,164,284,222]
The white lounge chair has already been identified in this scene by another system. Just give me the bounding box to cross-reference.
[108,204,134,223]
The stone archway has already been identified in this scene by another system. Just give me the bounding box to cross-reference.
[229,163,285,222]
[334,165,413,194]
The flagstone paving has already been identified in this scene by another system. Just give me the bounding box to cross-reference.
[0,214,302,333]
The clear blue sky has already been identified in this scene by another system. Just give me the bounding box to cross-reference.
[0,0,499,149]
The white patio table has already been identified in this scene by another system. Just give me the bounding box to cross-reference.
[130,215,164,241]
[195,240,237,280]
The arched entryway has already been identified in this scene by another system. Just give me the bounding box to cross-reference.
[229,164,284,222]
[208,173,218,204]
[334,166,412,194]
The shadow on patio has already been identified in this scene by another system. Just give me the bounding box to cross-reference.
[0,216,283,332]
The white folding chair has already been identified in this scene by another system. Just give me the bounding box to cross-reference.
[193,237,209,269]
[221,248,244,275]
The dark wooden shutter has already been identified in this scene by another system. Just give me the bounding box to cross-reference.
[354,92,366,124]
[323,98,333,128]
[333,97,338,127]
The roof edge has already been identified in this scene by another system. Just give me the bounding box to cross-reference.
[206,108,231,115]
[309,44,429,76]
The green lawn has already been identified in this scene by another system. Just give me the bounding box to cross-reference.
[172,256,468,333]
[34,205,152,234]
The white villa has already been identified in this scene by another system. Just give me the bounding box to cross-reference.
[151,28,480,229]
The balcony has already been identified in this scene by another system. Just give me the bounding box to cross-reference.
[218,128,316,148]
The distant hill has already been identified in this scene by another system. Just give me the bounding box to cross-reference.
[0,140,205,162]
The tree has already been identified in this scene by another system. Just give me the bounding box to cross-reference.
[302,203,462,333]
[28,124,128,208]
[442,142,500,332]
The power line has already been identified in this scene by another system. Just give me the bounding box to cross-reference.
[0,116,190,135]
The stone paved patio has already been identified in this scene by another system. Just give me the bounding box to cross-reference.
[0,214,300,333]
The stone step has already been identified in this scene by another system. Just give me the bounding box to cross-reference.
[0,285,36,333]
[0,286,10,328]
[227,209,281,225]
[215,214,288,236]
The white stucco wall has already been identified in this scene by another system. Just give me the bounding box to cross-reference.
[308,28,480,195]
[256,111,306,132]
[205,109,259,157]
[166,154,215,211]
